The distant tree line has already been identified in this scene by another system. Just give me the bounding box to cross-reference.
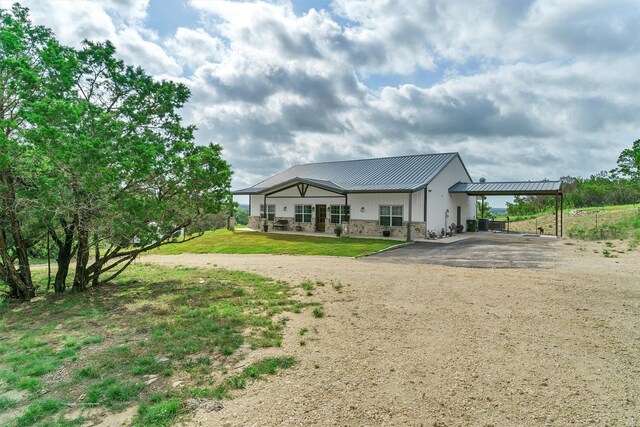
[507,140,640,216]
[0,5,232,300]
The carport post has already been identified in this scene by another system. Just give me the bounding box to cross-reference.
[555,192,559,237]
[561,192,564,237]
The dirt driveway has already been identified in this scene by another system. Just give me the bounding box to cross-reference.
[369,233,561,268]
[142,238,640,426]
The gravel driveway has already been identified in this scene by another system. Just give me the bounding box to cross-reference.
[142,238,640,426]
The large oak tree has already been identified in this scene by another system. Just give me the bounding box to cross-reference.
[1,5,233,299]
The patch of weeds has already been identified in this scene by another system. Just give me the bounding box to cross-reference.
[300,280,315,292]
[602,249,617,258]
[226,376,246,390]
[299,340,306,346]
[312,307,325,318]
[315,280,325,287]
[131,356,171,376]
[249,322,284,349]
[11,398,65,427]
[605,241,614,247]
[333,282,343,293]
[184,386,228,400]
[0,396,16,412]
[38,417,85,427]
[299,327,309,336]
[314,364,320,369]
[86,378,144,409]
[17,377,43,393]
[133,397,182,427]
[79,336,104,346]
[219,357,295,395]
[75,365,100,379]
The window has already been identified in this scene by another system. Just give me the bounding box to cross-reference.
[330,205,350,224]
[379,205,403,227]
[260,204,275,220]
[294,205,312,223]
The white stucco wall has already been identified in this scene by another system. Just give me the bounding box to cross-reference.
[425,156,475,233]
[348,193,411,222]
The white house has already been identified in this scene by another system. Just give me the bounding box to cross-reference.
[234,153,477,239]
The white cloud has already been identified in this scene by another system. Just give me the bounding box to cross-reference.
[4,0,640,192]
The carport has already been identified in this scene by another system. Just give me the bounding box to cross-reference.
[449,181,564,237]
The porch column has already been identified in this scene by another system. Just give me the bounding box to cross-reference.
[406,192,412,242]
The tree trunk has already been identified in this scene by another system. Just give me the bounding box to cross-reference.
[0,169,35,299]
[50,220,76,293]
[73,224,90,292]
[92,232,100,287]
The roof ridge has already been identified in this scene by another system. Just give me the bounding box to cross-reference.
[288,152,458,168]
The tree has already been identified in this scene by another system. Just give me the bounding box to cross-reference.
[0,4,68,298]
[1,5,233,299]
[26,41,233,293]
[615,139,640,180]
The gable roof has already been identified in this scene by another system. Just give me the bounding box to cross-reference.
[234,153,470,195]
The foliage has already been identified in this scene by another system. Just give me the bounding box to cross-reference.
[0,4,233,299]
[150,229,400,257]
[476,197,492,219]
[234,207,249,226]
[614,139,640,180]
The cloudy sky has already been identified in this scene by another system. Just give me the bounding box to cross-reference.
[4,0,640,202]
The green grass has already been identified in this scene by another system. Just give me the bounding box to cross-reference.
[133,397,182,427]
[150,229,399,257]
[86,378,144,409]
[0,396,16,412]
[10,399,65,427]
[0,264,317,426]
[128,357,296,427]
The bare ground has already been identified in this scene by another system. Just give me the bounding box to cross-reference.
[140,237,640,426]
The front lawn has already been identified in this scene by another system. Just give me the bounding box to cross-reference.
[151,229,400,257]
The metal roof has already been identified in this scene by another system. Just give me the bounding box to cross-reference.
[234,153,468,194]
[448,181,562,195]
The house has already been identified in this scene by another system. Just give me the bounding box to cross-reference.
[233,152,477,239]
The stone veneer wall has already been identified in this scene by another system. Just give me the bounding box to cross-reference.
[248,216,426,240]
[348,220,426,239]
[248,216,315,232]
[248,216,262,230]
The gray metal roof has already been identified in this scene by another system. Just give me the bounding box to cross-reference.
[448,181,561,195]
[234,153,467,194]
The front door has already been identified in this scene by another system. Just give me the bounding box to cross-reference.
[457,206,462,226]
[316,205,326,232]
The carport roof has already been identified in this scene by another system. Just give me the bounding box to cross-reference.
[448,181,561,195]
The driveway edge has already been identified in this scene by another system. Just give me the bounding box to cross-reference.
[357,241,415,258]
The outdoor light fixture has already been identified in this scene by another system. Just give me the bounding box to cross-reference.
[360,206,365,212]
[283,206,287,212]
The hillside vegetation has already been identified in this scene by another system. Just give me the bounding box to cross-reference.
[508,205,640,246]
